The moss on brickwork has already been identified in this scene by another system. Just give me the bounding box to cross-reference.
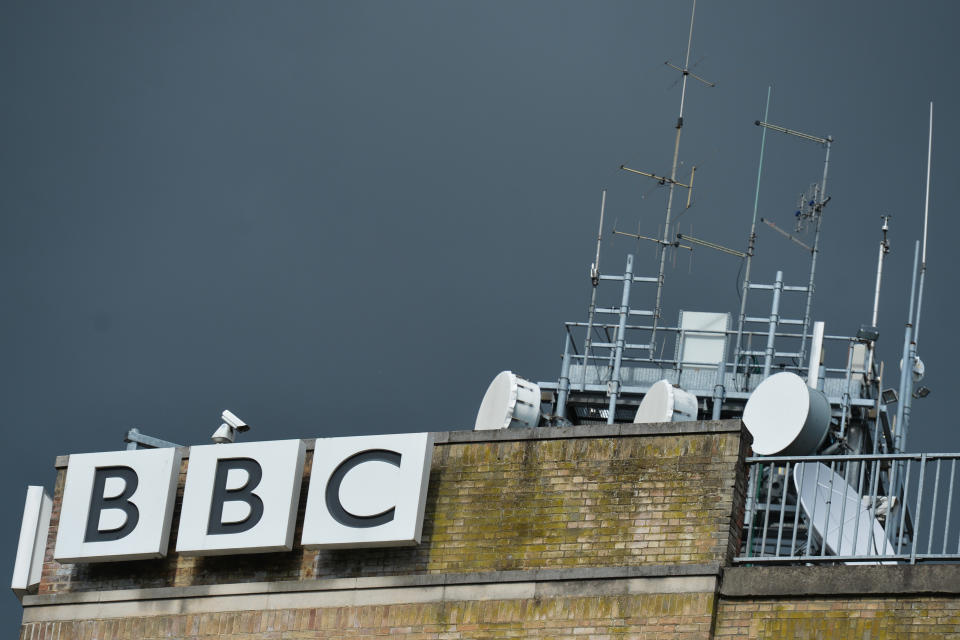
[20,592,717,639]
[39,429,745,595]
[714,596,960,639]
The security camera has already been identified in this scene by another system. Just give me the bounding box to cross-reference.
[221,410,251,433]
[211,410,251,444]
[211,423,235,444]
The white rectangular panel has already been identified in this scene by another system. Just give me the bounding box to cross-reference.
[54,447,182,563]
[302,432,434,549]
[176,439,306,556]
[678,311,729,369]
[11,486,52,596]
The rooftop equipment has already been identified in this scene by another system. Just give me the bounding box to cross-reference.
[633,380,698,424]
[793,462,895,563]
[742,372,831,456]
[475,371,541,431]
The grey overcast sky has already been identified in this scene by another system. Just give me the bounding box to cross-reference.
[3,1,959,628]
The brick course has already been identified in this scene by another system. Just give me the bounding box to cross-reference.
[714,596,960,639]
[21,592,717,639]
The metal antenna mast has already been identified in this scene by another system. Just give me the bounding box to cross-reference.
[754,119,833,365]
[896,102,934,452]
[914,102,933,346]
[579,189,607,392]
[648,0,714,354]
[865,215,890,379]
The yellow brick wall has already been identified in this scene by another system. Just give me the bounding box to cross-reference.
[714,597,960,639]
[22,425,960,638]
[20,592,717,639]
[39,428,747,595]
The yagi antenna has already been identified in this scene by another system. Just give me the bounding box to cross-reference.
[760,217,813,252]
[612,0,713,355]
[620,164,698,210]
[754,118,833,364]
[650,0,713,351]
[612,228,692,251]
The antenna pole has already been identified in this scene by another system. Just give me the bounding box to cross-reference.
[914,102,933,344]
[894,240,920,453]
[580,190,608,392]
[591,189,607,286]
[871,217,890,328]
[866,216,890,378]
[650,0,699,355]
[762,270,784,378]
[798,136,832,363]
[607,254,635,423]
[734,87,771,381]
[898,102,934,454]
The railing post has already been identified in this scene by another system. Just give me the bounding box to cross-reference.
[911,454,927,564]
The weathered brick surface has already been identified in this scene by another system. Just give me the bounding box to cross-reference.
[21,423,960,638]
[38,427,745,595]
[20,591,717,639]
[714,596,960,639]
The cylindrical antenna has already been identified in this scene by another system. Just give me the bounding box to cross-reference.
[914,102,933,344]
[590,189,607,286]
[866,216,890,380]
[733,87,771,377]
[871,217,891,328]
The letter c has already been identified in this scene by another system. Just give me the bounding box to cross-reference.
[325,449,401,528]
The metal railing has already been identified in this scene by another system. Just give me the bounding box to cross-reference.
[737,453,960,564]
[551,254,875,423]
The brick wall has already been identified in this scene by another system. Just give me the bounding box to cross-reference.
[37,423,747,595]
[714,596,960,639]
[20,422,960,638]
[715,565,960,639]
[22,592,717,639]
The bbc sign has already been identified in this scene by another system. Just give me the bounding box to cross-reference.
[52,433,433,563]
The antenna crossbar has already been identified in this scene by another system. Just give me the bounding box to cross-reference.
[676,233,745,257]
[755,120,831,146]
[613,229,692,251]
[761,217,813,251]
[619,164,690,188]
[664,61,715,87]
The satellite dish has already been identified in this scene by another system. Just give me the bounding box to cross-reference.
[793,462,895,563]
[633,380,698,424]
[743,371,831,455]
[474,371,541,431]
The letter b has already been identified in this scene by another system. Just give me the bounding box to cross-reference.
[84,466,140,543]
[207,458,264,535]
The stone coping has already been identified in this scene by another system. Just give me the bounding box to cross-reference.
[55,420,747,467]
[721,564,960,598]
[24,563,722,607]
